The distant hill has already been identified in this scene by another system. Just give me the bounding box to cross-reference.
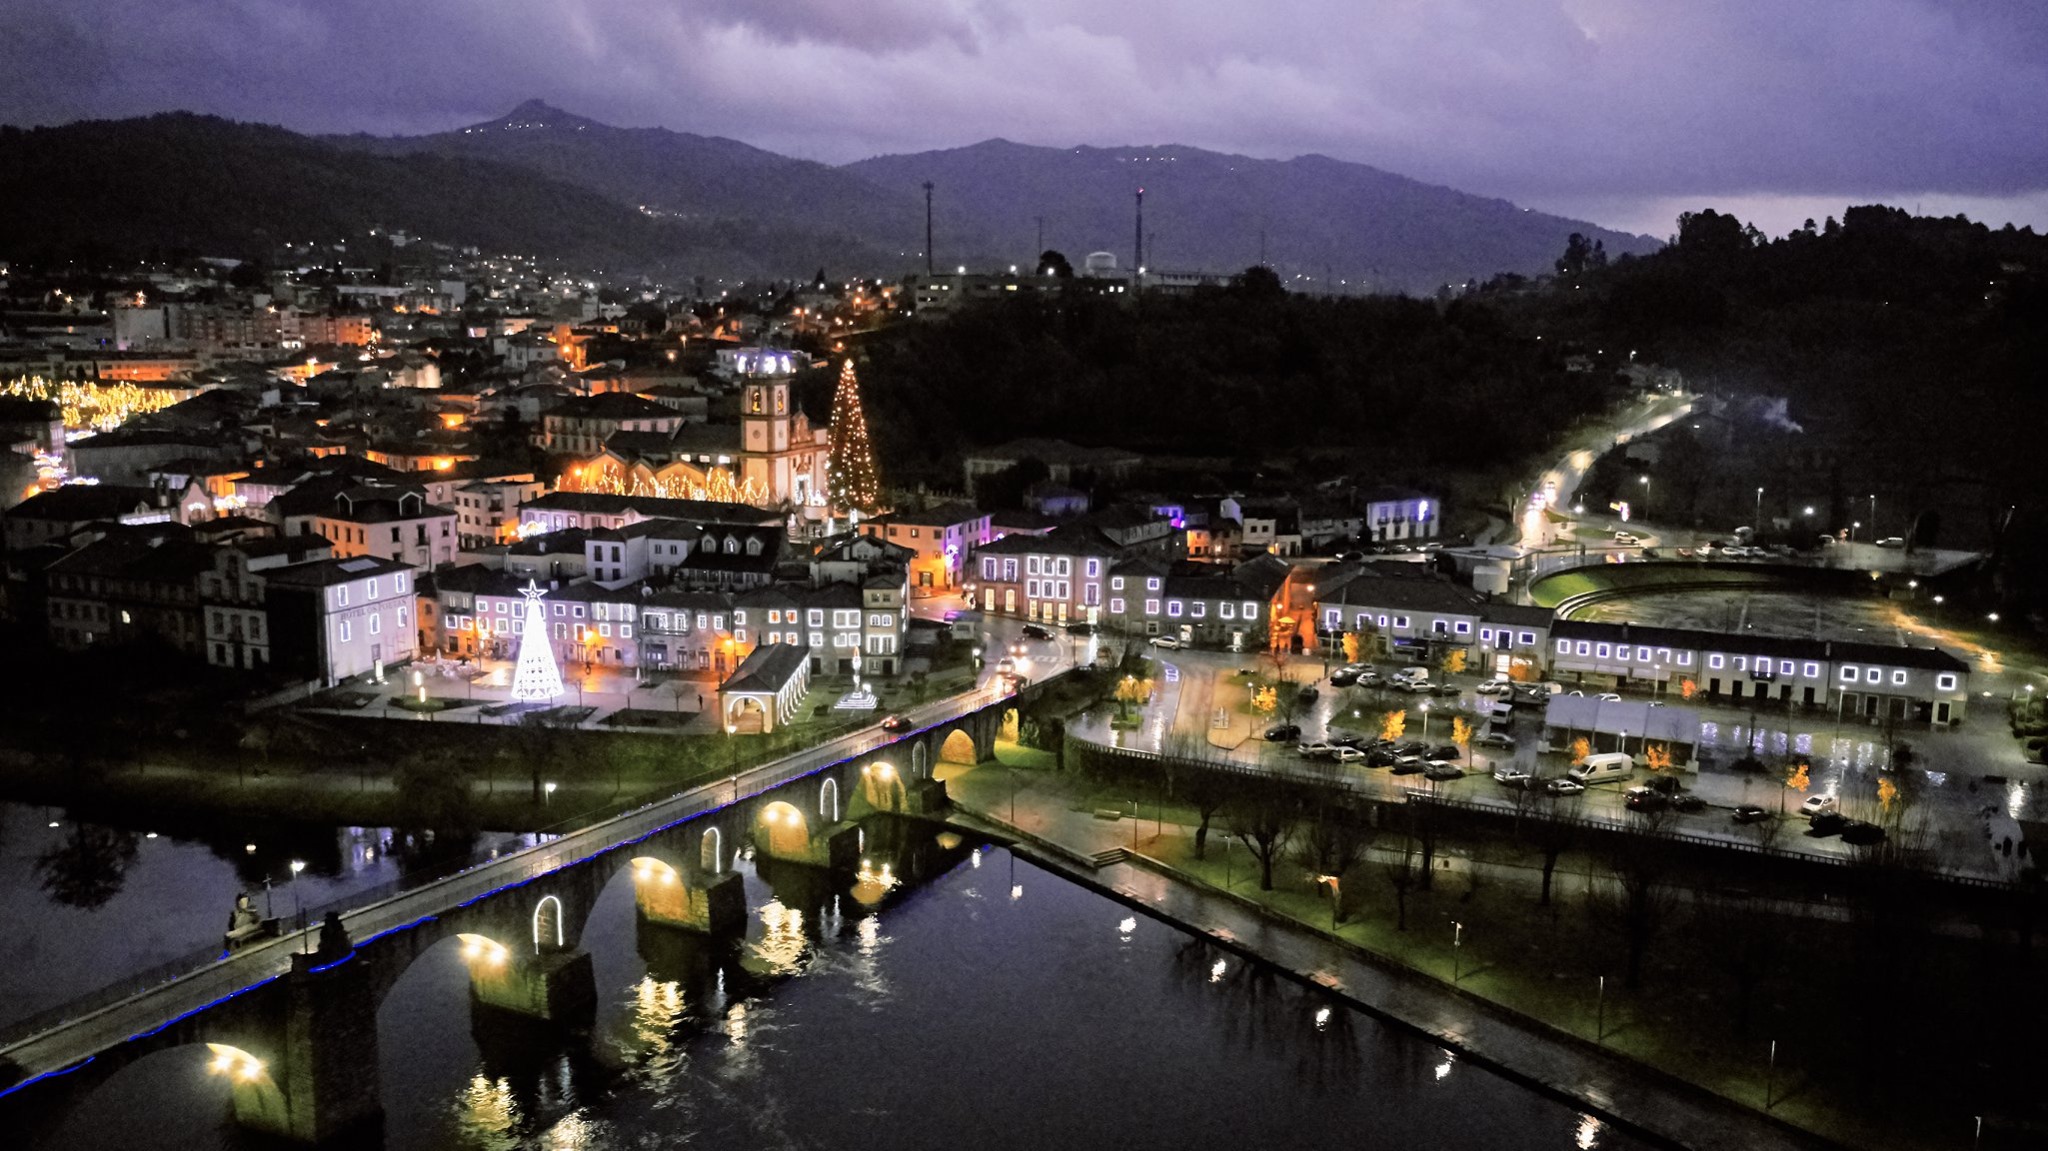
[327,100,951,262]
[0,112,898,276]
[0,103,1658,288]
[846,139,1658,292]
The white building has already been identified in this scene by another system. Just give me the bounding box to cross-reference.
[265,556,418,684]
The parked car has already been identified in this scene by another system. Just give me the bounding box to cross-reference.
[1330,734,1371,750]
[1432,683,1462,697]
[996,657,1016,675]
[1809,811,1849,836]
[1431,744,1463,761]
[1624,785,1669,812]
[1148,635,1184,649]
[1475,680,1511,695]
[1841,819,1888,845]
[1543,778,1587,796]
[1064,622,1096,636]
[1332,746,1366,763]
[1366,748,1400,767]
[1731,804,1771,824]
[1799,794,1839,819]
[1329,670,1359,687]
[1393,740,1430,756]
[1670,793,1707,813]
[1298,686,1320,702]
[1876,536,1906,549]
[1595,692,1623,702]
[1390,758,1427,775]
[881,715,913,733]
[1613,531,1639,546]
[1296,741,1335,758]
[1020,624,1054,641]
[1493,768,1533,789]
[1264,724,1301,741]
[1424,763,1465,781]
[1475,732,1516,749]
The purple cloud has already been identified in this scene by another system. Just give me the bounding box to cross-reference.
[1,0,2044,233]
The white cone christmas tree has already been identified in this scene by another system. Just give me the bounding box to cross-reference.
[509,580,564,703]
[827,358,882,517]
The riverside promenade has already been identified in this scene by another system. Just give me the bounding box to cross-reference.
[941,762,1832,1151]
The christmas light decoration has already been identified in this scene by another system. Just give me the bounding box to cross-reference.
[1,375,183,434]
[509,581,565,703]
[826,359,881,516]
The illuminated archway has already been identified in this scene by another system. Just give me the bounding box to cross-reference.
[1000,707,1021,742]
[911,741,929,780]
[456,932,512,970]
[701,826,723,874]
[938,728,978,766]
[859,761,906,813]
[532,895,564,954]
[756,801,810,857]
[820,778,840,823]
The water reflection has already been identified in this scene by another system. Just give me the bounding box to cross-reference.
[34,822,138,909]
[45,816,1649,1151]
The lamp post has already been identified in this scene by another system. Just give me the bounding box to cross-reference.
[1639,474,1650,515]
[1129,798,1139,849]
[1754,486,1763,527]
[1452,920,1464,982]
[1868,493,1877,539]
[543,781,556,807]
[1420,700,1431,740]
[288,860,306,952]
[726,722,740,802]
[1596,974,1606,1042]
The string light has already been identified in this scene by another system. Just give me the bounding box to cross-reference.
[826,359,882,515]
[1,375,182,434]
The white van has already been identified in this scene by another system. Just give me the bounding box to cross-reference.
[1567,752,1635,785]
[1391,666,1431,687]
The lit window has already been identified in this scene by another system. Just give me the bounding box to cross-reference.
[1866,668,1881,684]
[1145,598,1160,615]
[1710,654,1725,670]
[1596,644,1610,659]
[1454,621,1471,635]
[1110,597,1126,614]
[1937,673,1957,691]
[1557,639,1571,655]
[1168,601,1183,617]
[1221,602,1236,620]
[1575,641,1590,656]
[1891,670,1907,686]
[1637,647,1651,662]
[1519,631,1536,646]
[1840,666,1858,683]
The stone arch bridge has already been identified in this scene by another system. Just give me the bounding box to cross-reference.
[1,678,1045,1144]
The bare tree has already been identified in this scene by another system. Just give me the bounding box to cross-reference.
[1598,808,1683,988]
[1691,889,1783,1039]
[1293,797,1373,883]
[1530,796,1581,907]
[1383,810,1420,931]
[1226,784,1305,891]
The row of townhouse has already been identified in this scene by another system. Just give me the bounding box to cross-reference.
[1547,619,1972,726]
[420,563,910,679]
[964,526,1118,625]
[1310,563,1552,676]
[1103,561,1281,650]
[37,521,414,683]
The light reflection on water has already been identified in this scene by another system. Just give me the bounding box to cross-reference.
[45,827,1647,1151]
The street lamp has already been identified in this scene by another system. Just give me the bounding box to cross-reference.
[1452,920,1464,982]
[726,722,740,801]
[1754,486,1763,526]
[1869,493,1877,538]
[288,860,306,951]
[543,781,557,806]
[1420,700,1431,739]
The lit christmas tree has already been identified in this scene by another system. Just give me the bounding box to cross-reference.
[509,581,564,703]
[827,359,883,517]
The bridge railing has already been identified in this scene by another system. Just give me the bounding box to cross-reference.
[0,678,1019,1060]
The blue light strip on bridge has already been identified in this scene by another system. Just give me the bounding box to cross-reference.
[0,1055,96,1101]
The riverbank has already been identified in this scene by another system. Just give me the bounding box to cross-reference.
[938,756,2031,1151]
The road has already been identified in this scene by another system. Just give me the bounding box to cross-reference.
[1518,392,1694,551]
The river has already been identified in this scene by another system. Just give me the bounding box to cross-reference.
[13,804,1642,1149]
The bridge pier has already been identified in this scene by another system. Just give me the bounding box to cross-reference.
[457,934,596,1025]
[632,856,746,935]
[208,951,383,1144]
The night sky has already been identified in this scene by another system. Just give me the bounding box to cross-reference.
[4,0,2046,238]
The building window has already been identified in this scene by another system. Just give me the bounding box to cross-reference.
[1454,621,1471,635]
[1145,598,1160,616]
[1891,670,1908,686]
[1840,666,1859,683]
[1866,668,1881,684]
[369,614,381,635]
[1575,641,1590,656]
[1710,654,1725,670]
[1803,662,1820,678]
[1221,602,1236,620]
[1168,601,1183,617]
[1637,646,1651,662]
[1110,597,1126,614]
[1937,673,1957,691]
[1112,576,1125,591]
[1595,644,1610,659]
[1556,639,1571,655]
[1192,602,1206,618]
[1519,631,1536,646]
[339,621,351,642]
[1393,616,1410,629]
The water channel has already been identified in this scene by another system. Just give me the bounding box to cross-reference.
[10,801,1645,1149]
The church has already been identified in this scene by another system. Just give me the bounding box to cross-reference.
[556,356,830,527]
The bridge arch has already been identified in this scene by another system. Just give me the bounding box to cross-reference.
[756,800,811,858]
[701,826,724,873]
[532,896,564,954]
[938,727,978,766]
[859,760,906,814]
[911,740,929,779]
[820,777,840,823]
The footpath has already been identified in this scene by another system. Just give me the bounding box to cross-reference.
[941,763,1832,1151]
